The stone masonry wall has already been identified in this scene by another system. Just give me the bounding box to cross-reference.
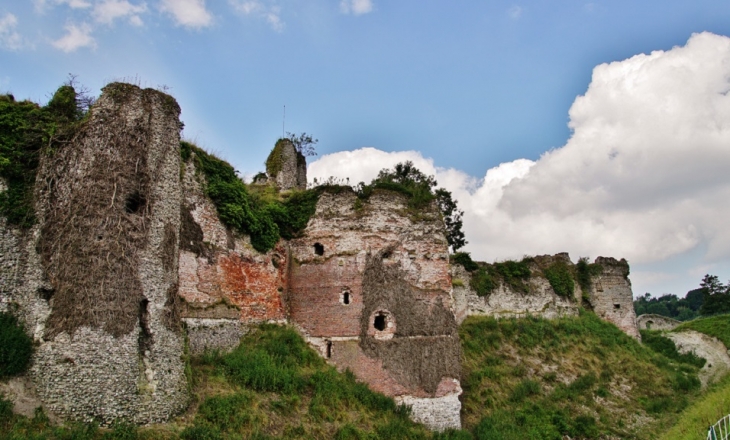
[289,189,462,431]
[20,84,188,425]
[636,314,681,331]
[178,157,287,354]
[451,253,580,324]
[586,257,640,339]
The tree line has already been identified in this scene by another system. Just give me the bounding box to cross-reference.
[634,274,730,320]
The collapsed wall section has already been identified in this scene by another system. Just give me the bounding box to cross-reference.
[452,254,640,339]
[289,189,462,431]
[22,83,188,424]
[178,158,287,355]
[451,253,580,323]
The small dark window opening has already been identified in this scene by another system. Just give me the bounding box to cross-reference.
[314,243,324,256]
[125,191,146,214]
[646,320,653,329]
[326,341,332,358]
[613,303,621,310]
[374,314,386,331]
[38,287,54,302]
[343,291,350,305]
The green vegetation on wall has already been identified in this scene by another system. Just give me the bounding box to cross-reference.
[450,252,533,297]
[543,262,574,298]
[0,312,33,379]
[0,85,86,227]
[576,257,602,293]
[182,141,319,253]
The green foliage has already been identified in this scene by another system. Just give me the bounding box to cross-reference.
[182,141,319,252]
[633,291,701,321]
[640,330,706,368]
[543,262,574,298]
[0,83,90,227]
[576,257,602,293]
[492,259,532,293]
[460,311,704,439]
[355,161,467,251]
[451,252,479,272]
[674,314,730,349]
[470,267,496,297]
[0,312,33,378]
[699,274,730,316]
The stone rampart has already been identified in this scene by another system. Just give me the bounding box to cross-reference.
[636,314,681,331]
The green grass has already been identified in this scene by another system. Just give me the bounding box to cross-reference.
[640,330,706,368]
[661,374,730,440]
[674,314,730,349]
[460,311,704,439]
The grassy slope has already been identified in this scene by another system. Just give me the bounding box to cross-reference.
[661,374,730,440]
[0,324,470,440]
[1,314,724,439]
[460,311,704,440]
[673,314,730,349]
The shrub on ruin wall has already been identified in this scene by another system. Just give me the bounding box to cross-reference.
[0,84,89,227]
[576,257,603,293]
[0,312,32,378]
[182,141,319,252]
[544,262,575,298]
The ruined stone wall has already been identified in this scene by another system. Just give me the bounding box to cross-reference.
[289,189,462,431]
[451,254,580,324]
[178,158,287,354]
[0,178,21,314]
[266,139,306,191]
[586,257,640,339]
[452,254,640,339]
[11,84,188,425]
[636,314,681,331]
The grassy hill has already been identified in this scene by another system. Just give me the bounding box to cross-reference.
[673,313,730,348]
[1,313,725,439]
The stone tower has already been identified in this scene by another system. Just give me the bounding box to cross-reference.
[3,83,189,424]
[265,139,307,191]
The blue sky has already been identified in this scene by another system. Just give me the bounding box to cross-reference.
[2,0,730,298]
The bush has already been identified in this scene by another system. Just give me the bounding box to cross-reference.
[0,312,33,378]
[640,330,706,368]
[576,257,602,293]
[451,252,479,272]
[544,262,574,298]
[471,267,496,297]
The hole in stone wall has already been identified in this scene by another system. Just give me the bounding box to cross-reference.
[138,298,152,355]
[38,287,54,302]
[314,243,324,256]
[326,341,332,358]
[125,191,146,214]
[646,320,653,329]
[374,314,386,331]
[342,290,351,305]
[613,303,621,310]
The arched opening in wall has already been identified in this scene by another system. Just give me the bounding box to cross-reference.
[326,341,332,358]
[314,243,324,256]
[374,314,386,331]
[646,320,653,329]
[341,289,351,305]
[125,191,146,214]
[370,310,396,340]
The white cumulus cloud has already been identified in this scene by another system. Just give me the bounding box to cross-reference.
[340,0,373,15]
[308,32,730,296]
[159,0,212,29]
[93,0,147,25]
[52,22,96,52]
[0,13,24,51]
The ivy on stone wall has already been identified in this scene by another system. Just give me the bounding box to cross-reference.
[544,261,575,298]
[0,84,87,227]
[0,312,33,378]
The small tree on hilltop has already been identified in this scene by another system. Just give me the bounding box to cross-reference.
[286,132,318,157]
[699,274,730,316]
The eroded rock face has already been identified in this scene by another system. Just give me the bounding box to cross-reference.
[19,83,187,424]
[265,139,306,191]
[177,157,287,354]
[666,330,730,388]
[288,190,462,431]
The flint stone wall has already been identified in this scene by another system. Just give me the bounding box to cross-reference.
[12,84,188,425]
